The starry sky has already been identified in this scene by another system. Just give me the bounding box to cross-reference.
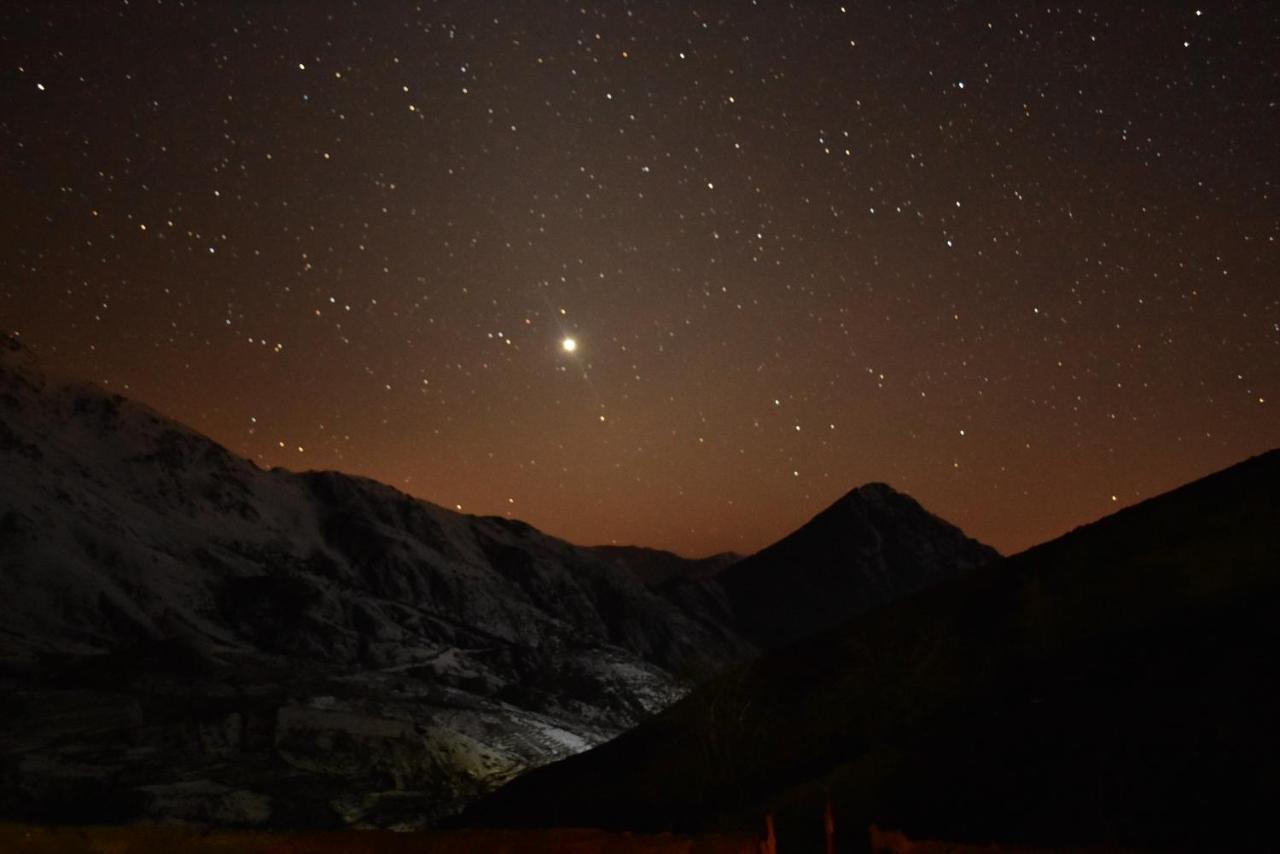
[3,2,1277,558]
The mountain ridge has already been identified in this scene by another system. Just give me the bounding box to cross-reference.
[0,333,998,830]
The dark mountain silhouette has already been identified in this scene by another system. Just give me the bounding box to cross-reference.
[708,482,997,648]
[598,491,997,661]
[0,334,995,831]
[461,450,1280,852]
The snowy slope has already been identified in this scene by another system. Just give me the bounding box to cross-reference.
[0,334,751,828]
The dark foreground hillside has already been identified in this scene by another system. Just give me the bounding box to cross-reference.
[462,450,1280,852]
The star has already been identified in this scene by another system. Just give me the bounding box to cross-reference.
[562,337,577,353]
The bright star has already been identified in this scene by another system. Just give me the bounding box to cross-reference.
[561,337,577,353]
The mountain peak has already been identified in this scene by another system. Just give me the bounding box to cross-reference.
[849,480,896,494]
[819,481,941,531]
[708,482,999,648]
[838,481,903,504]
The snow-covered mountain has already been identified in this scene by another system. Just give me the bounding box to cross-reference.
[0,335,752,828]
[0,333,996,829]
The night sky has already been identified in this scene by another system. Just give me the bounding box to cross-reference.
[3,2,1276,557]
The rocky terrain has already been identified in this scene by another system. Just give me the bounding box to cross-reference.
[0,334,996,830]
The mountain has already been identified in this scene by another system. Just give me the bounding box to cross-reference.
[0,335,747,829]
[460,450,1280,851]
[646,487,998,677]
[705,483,997,648]
[0,334,996,831]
